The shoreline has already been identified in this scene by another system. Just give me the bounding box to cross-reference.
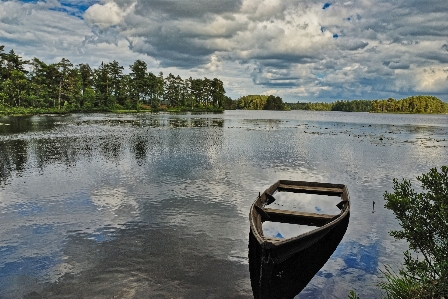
[1,107,447,117]
[0,106,225,117]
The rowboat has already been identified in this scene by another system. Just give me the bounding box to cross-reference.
[248,180,350,299]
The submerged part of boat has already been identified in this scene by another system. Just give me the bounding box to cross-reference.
[248,180,350,299]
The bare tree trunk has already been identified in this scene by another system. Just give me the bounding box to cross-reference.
[58,79,62,110]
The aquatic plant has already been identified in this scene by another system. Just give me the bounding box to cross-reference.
[348,290,360,299]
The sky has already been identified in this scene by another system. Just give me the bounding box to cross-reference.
[0,0,447,103]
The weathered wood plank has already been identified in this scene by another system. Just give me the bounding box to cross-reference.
[277,183,344,196]
[279,180,346,189]
[263,208,337,226]
[264,237,284,243]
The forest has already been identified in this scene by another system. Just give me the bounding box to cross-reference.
[232,95,287,110]
[285,96,448,114]
[233,95,447,114]
[0,46,231,114]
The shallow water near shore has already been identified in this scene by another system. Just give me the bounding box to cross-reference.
[1,110,447,298]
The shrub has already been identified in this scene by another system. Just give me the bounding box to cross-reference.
[382,166,448,298]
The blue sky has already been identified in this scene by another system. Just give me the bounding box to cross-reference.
[1,0,447,102]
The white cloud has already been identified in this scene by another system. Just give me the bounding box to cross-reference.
[0,0,448,101]
[415,67,448,93]
[241,0,285,21]
[202,54,222,72]
[84,1,133,30]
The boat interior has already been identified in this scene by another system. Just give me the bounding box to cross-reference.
[256,181,349,240]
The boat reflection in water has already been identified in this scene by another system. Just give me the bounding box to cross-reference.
[248,180,350,299]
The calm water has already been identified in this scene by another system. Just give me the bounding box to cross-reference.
[1,110,447,299]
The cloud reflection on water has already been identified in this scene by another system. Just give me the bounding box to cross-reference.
[0,111,447,298]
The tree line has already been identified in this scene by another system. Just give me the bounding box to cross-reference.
[285,96,448,114]
[230,95,447,113]
[232,95,287,110]
[0,45,230,112]
[370,96,447,113]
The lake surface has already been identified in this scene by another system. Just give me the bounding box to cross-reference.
[1,110,447,299]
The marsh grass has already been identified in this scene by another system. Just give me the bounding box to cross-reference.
[378,266,428,299]
[378,266,447,299]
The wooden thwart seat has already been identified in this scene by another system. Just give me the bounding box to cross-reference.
[277,183,344,196]
[262,208,337,226]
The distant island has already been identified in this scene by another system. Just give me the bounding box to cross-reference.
[229,95,448,114]
[285,96,448,114]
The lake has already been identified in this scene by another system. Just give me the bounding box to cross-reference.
[1,110,447,298]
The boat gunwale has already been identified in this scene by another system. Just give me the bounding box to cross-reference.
[249,180,350,248]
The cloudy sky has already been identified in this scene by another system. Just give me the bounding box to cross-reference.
[1,0,447,102]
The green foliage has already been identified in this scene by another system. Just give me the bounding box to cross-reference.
[82,87,95,109]
[332,100,373,112]
[286,97,447,114]
[371,96,447,113]
[1,70,29,107]
[129,59,148,110]
[286,101,334,111]
[263,95,286,110]
[237,95,268,110]
[222,95,236,110]
[379,265,431,299]
[0,45,229,114]
[0,106,72,115]
[235,94,287,110]
[383,166,448,298]
[348,290,360,299]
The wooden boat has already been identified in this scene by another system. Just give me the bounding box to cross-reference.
[248,180,350,299]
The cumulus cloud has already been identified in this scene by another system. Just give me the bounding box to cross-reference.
[415,68,448,93]
[84,1,132,30]
[0,1,89,54]
[1,0,448,101]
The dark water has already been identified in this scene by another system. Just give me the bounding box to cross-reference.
[0,111,447,298]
